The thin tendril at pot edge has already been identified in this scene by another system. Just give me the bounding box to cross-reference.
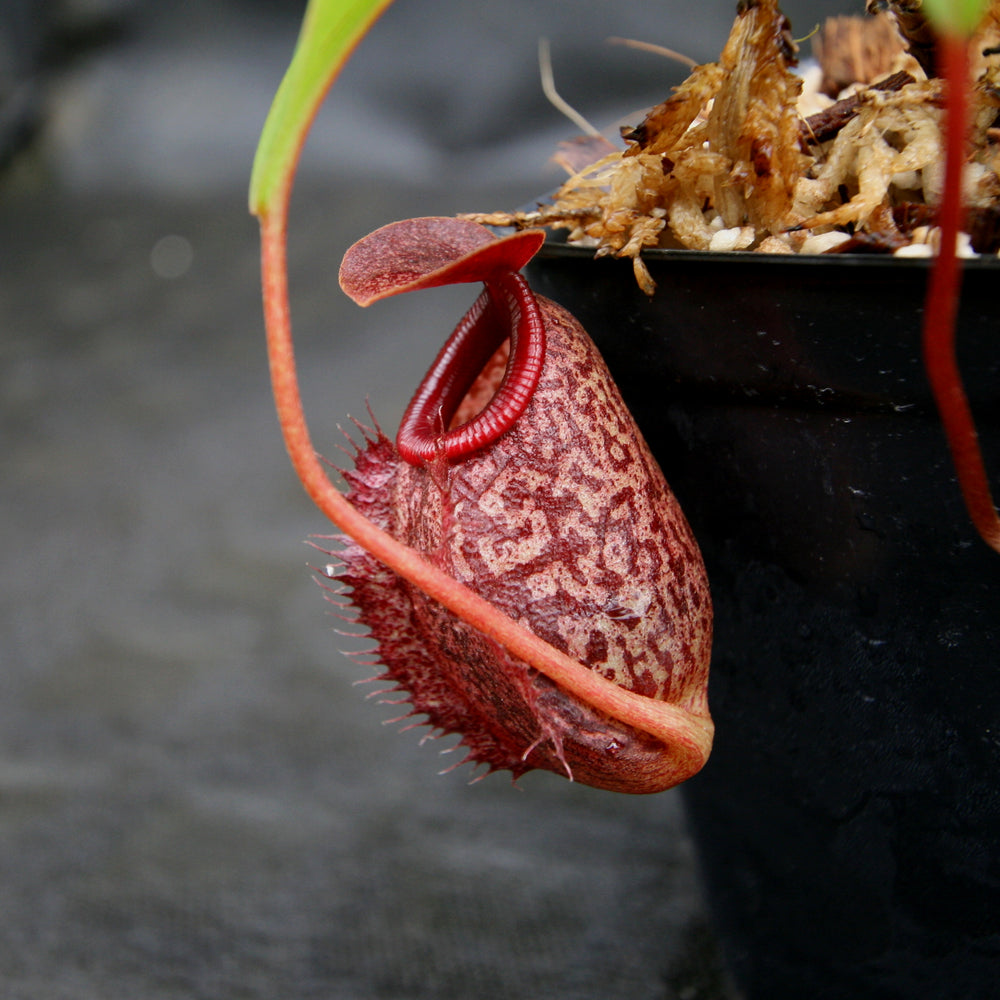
[923,28,1000,554]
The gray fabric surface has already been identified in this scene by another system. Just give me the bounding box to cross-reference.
[1,1,851,996]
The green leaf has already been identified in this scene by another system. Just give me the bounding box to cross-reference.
[249,0,395,216]
[922,0,990,37]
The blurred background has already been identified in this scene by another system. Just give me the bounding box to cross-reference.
[1,1,854,997]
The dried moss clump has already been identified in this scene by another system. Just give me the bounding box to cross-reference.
[466,0,1000,293]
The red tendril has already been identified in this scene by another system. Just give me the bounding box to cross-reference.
[923,32,1000,553]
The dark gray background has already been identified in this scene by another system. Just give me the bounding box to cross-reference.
[2,2,854,997]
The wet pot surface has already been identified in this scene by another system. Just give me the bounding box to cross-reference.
[528,246,1000,1000]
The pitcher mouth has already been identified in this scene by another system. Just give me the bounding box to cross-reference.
[396,270,546,466]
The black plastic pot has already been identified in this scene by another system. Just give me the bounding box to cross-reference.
[526,245,1000,1000]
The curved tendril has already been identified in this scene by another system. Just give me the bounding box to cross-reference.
[923,32,1000,554]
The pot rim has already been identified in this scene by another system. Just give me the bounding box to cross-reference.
[534,238,1000,270]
